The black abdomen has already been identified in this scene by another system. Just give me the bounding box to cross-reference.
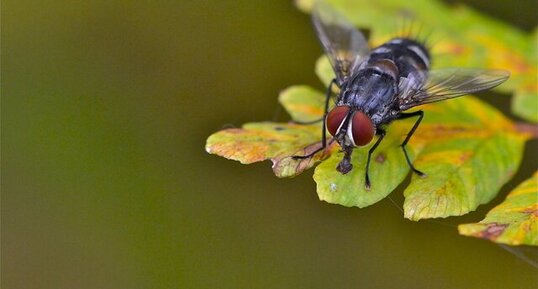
[370,38,430,75]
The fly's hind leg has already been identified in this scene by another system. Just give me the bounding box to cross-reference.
[396,110,426,177]
[292,79,338,159]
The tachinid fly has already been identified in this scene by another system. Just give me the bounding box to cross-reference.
[292,2,510,189]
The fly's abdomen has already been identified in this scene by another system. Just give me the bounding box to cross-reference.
[371,38,430,77]
[367,38,431,103]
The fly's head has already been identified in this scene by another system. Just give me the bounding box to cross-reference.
[326,105,375,174]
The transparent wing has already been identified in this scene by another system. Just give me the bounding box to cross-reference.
[312,2,370,84]
[398,68,510,110]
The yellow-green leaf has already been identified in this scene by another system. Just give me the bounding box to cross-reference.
[206,122,336,177]
[315,56,334,88]
[313,123,415,208]
[403,132,525,220]
[278,85,325,123]
[401,97,528,220]
[458,172,538,246]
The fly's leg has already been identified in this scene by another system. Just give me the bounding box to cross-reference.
[292,79,337,159]
[397,110,426,177]
[365,129,386,190]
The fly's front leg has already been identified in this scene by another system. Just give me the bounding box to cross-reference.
[292,79,338,159]
[397,110,426,177]
[364,129,386,190]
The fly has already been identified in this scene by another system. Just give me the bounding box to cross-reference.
[292,2,510,189]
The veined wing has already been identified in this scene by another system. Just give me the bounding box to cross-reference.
[312,2,370,84]
[398,68,510,110]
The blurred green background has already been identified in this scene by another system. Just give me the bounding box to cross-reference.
[2,1,537,288]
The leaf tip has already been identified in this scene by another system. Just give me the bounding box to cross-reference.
[205,143,213,154]
[403,208,420,221]
[294,0,312,13]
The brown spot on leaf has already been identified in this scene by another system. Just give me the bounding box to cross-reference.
[412,123,480,141]
[271,139,338,177]
[449,44,466,55]
[479,223,508,240]
[459,151,473,162]
[435,41,468,56]
[522,208,538,217]
[514,122,538,139]
[428,124,467,133]
[376,153,386,163]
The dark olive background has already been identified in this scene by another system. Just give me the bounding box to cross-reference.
[2,1,538,289]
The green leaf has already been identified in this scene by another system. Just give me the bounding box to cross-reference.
[296,0,538,123]
[403,132,525,220]
[313,124,414,208]
[512,78,538,123]
[511,28,538,123]
[206,122,337,178]
[458,172,538,246]
[315,56,334,88]
[401,97,528,220]
[278,85,325,123]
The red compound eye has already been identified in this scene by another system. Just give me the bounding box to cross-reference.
[351,111,374,146]
[326,106,350,136]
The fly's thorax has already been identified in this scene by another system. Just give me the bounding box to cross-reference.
[338,69,398,117]
[326,105,375,148]
[371,107,399,125]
